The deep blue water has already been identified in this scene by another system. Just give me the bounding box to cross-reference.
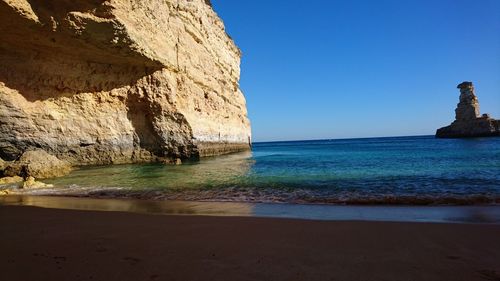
[31,135,500,204]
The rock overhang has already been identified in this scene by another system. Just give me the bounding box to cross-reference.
[0,0,252,165]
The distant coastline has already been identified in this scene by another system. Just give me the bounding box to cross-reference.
[252,134,436,144]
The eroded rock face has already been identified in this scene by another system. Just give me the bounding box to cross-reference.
[4,150,72,179]
[436,82,500,138]
[0,0,251,165]
[454,82,481,122]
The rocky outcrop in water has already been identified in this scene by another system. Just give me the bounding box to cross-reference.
[0,0,251,168]
[436,82,499,138]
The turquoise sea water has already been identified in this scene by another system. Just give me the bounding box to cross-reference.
[40,135,500,204]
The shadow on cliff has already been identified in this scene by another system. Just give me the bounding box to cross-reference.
[0,0,164,102]
[126,95,200,160]
[19,0,108,22]
[0,0,180,162]
[126,95,166,158]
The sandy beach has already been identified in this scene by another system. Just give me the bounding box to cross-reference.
[1,205,499,281]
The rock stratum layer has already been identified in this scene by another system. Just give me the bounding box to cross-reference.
[0,0,251,166]
[436,82,499,138]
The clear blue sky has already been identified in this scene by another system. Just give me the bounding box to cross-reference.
[211,0,500,142]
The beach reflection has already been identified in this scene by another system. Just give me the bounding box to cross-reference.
[0,195,255,217]
[1,195,499,224]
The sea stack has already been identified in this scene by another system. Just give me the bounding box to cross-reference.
[0,0,251,168]
[436,82,499,138]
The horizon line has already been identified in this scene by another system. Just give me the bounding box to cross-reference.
[252,134,435,144]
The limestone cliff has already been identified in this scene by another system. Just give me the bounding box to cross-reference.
[436,82,499,138]
[0,0,251,165]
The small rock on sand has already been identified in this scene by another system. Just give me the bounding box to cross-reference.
[23,176,54,189]
[0,176,23,185]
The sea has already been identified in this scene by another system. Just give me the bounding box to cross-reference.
[26,135,499,205]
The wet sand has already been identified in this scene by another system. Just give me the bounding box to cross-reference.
[1,205,499,281]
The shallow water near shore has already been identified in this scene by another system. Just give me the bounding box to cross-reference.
[4,135,500,205]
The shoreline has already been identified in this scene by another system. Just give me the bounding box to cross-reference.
[3,185,500,206]
[2,195,500,224]
[1,204,499,281]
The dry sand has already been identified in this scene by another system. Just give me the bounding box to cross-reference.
[1,205,499,281]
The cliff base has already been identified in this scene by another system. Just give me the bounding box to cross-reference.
[436,117,500,138]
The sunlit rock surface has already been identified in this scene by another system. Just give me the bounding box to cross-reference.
[3,150,72,179]
[0,0,251,165]
[436,82,499,138]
